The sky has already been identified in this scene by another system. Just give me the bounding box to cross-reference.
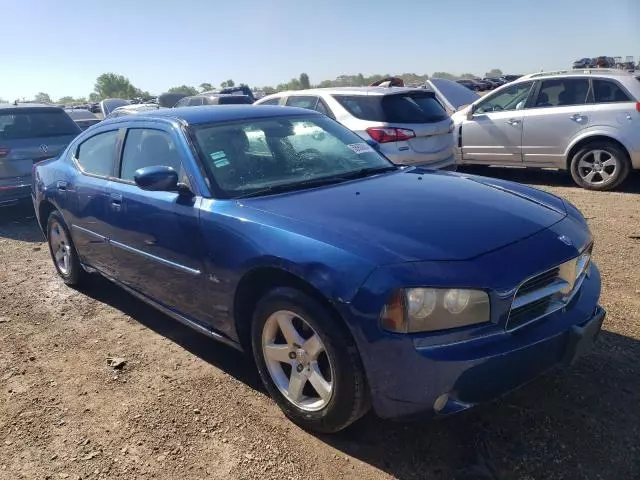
[1,0,638,101]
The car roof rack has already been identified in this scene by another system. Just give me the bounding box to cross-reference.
[521,68,630,79]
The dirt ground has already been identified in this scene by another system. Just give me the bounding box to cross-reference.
[1,169,639,480]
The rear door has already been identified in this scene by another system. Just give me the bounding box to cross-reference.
[588,78,637,131]
[520,78,591,165]
[0,108,80,184]
[459,81,534,164]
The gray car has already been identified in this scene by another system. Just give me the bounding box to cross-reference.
[452,69,640,190]
[0,103,81,207]
[255,87,456,169]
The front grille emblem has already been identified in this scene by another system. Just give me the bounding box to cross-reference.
[558,235,572,246]
[40,144,49,154]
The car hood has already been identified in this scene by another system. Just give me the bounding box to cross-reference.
[241,169,567,263]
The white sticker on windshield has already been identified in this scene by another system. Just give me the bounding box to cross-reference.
[347,143,375,154]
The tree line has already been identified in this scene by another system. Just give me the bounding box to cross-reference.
[22,69,505,105]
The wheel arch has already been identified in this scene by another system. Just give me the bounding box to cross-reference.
[37,200,58,237]
[565,133,631,170]
[232,266,356,352]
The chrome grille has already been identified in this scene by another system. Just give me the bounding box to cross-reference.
[506,245,592,330]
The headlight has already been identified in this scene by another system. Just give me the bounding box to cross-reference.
[381,288,490,333]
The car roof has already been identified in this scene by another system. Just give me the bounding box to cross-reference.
[518,69,637,81]
[104,105,318,126]
[0,102,61,110]
[262,86,426,98]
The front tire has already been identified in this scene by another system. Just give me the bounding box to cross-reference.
[251,287,370,433]
[569,141,630,191]
[46,211,87,286]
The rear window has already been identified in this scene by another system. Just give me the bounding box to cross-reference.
[0,109,80,140]
[332,93,447,124]
[216,96,253,105]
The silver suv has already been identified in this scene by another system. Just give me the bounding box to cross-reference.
[452,69,640,190]
[255,87,456,169]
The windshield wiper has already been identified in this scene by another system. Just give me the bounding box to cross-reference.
[236,166,398,199]
[236,176,348,198]
[337,165,399,179]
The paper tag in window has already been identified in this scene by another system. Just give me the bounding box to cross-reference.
[347,143,374,154]
[210,150,226,160]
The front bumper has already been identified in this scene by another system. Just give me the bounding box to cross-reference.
[347,260,603,420]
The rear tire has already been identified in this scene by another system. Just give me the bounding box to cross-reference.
[569,141,630,191]
[251,287,370,433]
[46,211,87,286]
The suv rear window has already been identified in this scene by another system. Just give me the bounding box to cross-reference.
[215,96,253,105]
[332,93,447,123]
[0,108,80,140]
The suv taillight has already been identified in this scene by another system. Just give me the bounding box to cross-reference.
[0,146,9,158]
[636,102,640,112]
[366,127,415,143]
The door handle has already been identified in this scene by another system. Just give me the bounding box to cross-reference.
[56,181,68,191]
[110,192,123,208]
[570,113,586,122]
[507,119,521,126]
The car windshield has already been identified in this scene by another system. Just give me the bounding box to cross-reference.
[0,109,80,140]
[191,114,395,198]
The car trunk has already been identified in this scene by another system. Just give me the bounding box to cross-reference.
[0,108,80,180]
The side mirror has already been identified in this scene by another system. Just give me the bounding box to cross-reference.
[134,165,179,192]
[365,139,381,151]
[466,105,476,120]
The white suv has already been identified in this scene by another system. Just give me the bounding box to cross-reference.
[255,87,456,170]
[452,69,640,190]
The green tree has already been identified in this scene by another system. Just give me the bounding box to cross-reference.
[299,73,310,90]
[94,73,139,100]
[199,82,213,92]
[168,85,198,96]
[459,73,477,79]
[485,68,503,78]
[58,96,75,104]
[88,93,101,103]
[34,92,52,103]
[431,72,457,80]
[220,79,235,88]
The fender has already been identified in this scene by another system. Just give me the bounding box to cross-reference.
[563,125,632,164]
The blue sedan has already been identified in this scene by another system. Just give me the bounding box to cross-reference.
[32,105,605,433]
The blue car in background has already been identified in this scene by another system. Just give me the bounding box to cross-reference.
[32,105,605,433]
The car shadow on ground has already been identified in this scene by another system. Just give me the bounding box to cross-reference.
[78,274,640,480]
[458,166,640,193]
[0,203,43,242]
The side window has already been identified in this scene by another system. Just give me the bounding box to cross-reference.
[189,97,204,106]
[120,129,184,183]
[315,98,334,118]
[534,78,589,107]
[75,130,118,177]
[475,82,534,113]
[285,96,319,110]
[593,79,632,103]
[259,97,281,106]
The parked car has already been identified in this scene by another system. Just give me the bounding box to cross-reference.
[158,92,188,108]
[64,108,101,131]
[32,105,605,433]
[173,94,253,107]
[572,58,593,69]
[500,74,523,83]
[99,98,131,118]
[105,104,161,119]
[452,69,640,190]
[483,77,506,88]
[456,79,484,91]
[255,87,456,169]
[0,103,81,208]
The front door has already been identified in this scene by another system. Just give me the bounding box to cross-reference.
[108,125,212,324]
[520,77,591,166]
[460,81,535,164]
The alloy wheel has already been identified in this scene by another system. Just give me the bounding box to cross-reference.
[261,310,334,411]
[577,149,619,186]
[49,220,72,275]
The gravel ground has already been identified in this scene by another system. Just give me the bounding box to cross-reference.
[1,169,639,480]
